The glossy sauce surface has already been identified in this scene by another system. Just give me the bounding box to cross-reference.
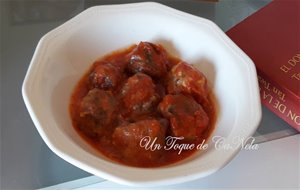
[70,42,216,167]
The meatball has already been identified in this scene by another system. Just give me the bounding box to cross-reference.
[112,119,166,165]
[158,94,209,141]
[80,88,116,126]
[127,42,168,78]
[90,61,120,90]
[167,61,208,104]
[121,73,159,116]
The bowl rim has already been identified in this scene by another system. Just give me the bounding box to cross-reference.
[22,2,262,186]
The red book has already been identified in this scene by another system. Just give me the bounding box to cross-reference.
[226,0,300,131]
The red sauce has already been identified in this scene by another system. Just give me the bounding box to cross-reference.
[69,42,216,167]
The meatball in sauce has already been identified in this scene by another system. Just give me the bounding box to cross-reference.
[127,42,169,78]
[168,61,208,104]
[158,94,209,142]
[120,73,160,118]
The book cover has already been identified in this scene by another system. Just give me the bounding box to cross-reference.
[226,0,300,131]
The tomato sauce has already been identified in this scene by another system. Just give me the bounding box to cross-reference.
[69,42,216,167]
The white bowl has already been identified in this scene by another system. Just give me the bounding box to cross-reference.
[22,2,261,186]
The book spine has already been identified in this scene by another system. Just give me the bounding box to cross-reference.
[257,71,300,131]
